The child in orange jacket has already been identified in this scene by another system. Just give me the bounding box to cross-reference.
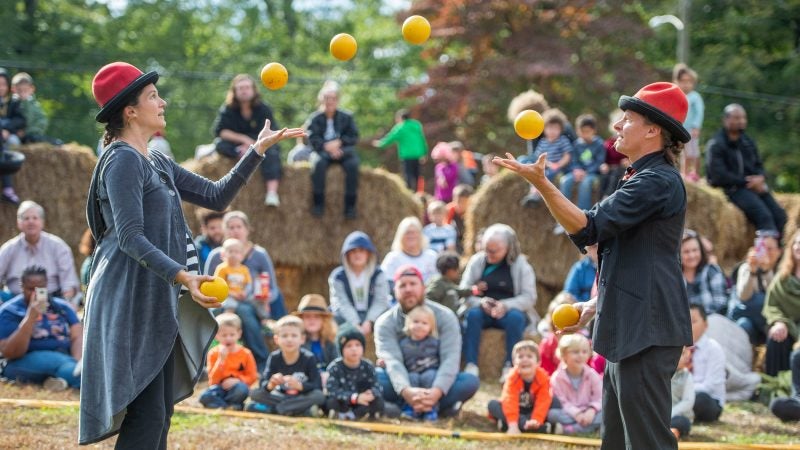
[488,340,553,434]
[199,313,259,410]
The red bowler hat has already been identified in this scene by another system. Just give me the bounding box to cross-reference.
[618,82,691,143]
[92,62,158,123]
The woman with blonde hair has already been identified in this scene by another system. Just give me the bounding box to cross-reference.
[380,216,438,287]
[763,230,800,376]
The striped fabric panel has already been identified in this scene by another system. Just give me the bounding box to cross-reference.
[181,232,199,294]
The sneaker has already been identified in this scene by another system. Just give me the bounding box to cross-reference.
[337,411,356,421]
[552,422,564,434]
[1,191,20,206]
[543,422,553,434]
[464,362,480,378]
[439,401,462,419]
[306,405,321,417]
[401,405,416,420]
[245,402,272,414]
[265,191,280,207]
[43,377,68,392]
[225,404,244,411]
[422,410,438,422]
[553,224,565,235]
[499,363,512,383]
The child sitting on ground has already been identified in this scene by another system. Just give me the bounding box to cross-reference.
[671,346,695,441]
[295,294,339,386]
[213,238,253,314]
[547,333,603,434]
[422,201,457,254]
[426,251,485,314]
[199,313,258,410]
[399,305,440,421]
[248,316,325,416]
[325,325,384,420]
[488,340,553,434]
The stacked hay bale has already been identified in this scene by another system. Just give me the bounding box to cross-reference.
[0,144,97,260]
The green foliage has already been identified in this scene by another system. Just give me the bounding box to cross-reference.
[756,370,793,405]
[0,0,426,162]
[641,0,800,191]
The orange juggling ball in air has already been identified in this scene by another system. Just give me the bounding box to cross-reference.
[552,304,581,330]
[330,33,358,61]
[260,62,288,90]
[200,277,229,303]
[514,109,545,140]
[402,15,431,45]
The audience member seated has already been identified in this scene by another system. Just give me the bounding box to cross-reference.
[77,229,95,304]
[329,231,390,337]
[729,230,782,344]
[689,304,726,423]
[681,230,728,315]
[547,333,603,435]
[563,244,597,302]
[0,201,80,304]
[294,294,339,381]
[307,80,360,218]
[200,313,258,410]
[398,304,441,421]
[597,109,628,200]
[445,184,473,254]
[212,74,283,207]
[670,347,695,441]
[325,325,384,420]
[0,266,81,390]
[381,217,438,286]
[770,346,800,422]
[205,211,286,373]
[10,72,49,144]
[247,316,326,416]
[374,265,479,419]
[422,201,457,254]
[488,340,552,434]
[558,114,605,213]
[520,109,574,207]
[763,230,800,376]
[706,103,787,234]
[193,209,225,270]
[460,224,537,381]
[0,67,24,205]
[426,251,482,315]
[706,314,762,401]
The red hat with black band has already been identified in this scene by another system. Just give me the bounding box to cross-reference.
[618,82,691,143]
[393,264,423,283]
[92,62,158,123]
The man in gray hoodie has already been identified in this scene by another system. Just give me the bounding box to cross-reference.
[374,264,480,418]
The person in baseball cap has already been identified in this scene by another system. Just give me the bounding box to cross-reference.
[493,82,693,449]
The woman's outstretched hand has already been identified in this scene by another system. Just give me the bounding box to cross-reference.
[253,119,306,155]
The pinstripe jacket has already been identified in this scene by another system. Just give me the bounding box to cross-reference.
[569,151,693,363]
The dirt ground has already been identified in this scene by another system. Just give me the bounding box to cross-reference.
[0,380,797,449]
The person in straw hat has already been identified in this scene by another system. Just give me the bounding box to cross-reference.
[79,61,304,447]
[495,82,693,449]
[294,294,339,377]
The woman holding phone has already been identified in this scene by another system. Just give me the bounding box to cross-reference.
[79,62,304,448]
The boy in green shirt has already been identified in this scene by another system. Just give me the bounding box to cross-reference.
[373,109,428,191]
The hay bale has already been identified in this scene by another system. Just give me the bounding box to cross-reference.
[465,171,756,308]
[182,154,421,310]
[477,329,507,380]
[0,144,97,262]
[776,193,800,240]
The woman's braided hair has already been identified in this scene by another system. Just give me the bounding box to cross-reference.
[100,87,145,147]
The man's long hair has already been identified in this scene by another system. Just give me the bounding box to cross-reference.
[224,74,262,109]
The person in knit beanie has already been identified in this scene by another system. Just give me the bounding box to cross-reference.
[325,324,383,420]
